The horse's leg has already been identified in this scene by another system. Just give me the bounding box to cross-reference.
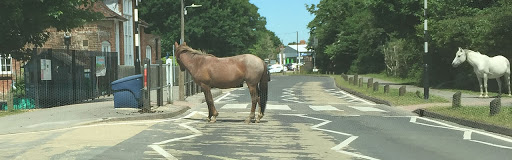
[477,76,484,98]
[245,84,258,124]
[497,77,502,96]
[201,85,218,122]
[506,72,512,96]
[483,74,489,98]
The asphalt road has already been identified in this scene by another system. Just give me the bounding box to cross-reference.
[2,75,512,159]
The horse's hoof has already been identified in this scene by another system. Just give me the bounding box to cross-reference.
[255,119,261,123]
[210,116,217,123]
[244,118,252,124]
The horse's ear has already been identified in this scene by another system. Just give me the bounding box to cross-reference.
[458,47,462,51]
[183,42,187,46]
[174,42,179,48]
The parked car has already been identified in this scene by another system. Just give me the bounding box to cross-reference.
[268,64,284,73]
[284,63,293,71]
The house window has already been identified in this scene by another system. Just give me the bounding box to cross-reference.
[102,41,111,53]
[146,45,152,64]
[0,55,12,74]
[123,0,134,66]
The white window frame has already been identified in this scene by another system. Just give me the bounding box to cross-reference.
[102,41,111,53]
[146,45,152,64]
[0,55,12,75]
[123,0,134,66]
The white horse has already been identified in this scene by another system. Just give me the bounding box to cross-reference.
[451,47,511,97]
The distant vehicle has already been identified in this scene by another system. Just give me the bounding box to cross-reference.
[284,63,293,71]
[268,64,284,73]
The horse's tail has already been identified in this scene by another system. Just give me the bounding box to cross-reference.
[258,63,269,115]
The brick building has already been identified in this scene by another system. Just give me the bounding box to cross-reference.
[0,0,162,97]
[41,0,161,65]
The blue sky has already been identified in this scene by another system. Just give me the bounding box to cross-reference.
[249,0,320,45]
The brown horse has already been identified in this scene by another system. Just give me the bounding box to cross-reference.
[174,42,269,123]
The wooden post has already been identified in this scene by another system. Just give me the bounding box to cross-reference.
[452,91,461,108]
[348,77,354,85]
[358,78,363,87]
[384,85,390,93]
[353,74,358,85]
[367,78,373,88]
[399,86,406,96]
[490,98,501,116]
[373,82,379,92]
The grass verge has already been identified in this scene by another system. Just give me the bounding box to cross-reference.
[332,75,448,106]
[426,106,512,129]
[0,109,28,118]
[361,73,416,84]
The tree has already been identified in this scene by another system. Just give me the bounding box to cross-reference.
[249,30,282,60]
[0,0,102,59]
[140,0,267,57]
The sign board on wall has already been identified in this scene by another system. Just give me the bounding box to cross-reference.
[41,59,52,80]
[96,56,106,77]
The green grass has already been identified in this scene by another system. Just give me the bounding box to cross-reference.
[361,73,416,84]
[427,106,512,129]
[333,76,448,106]
[438,88,506,98]
[0,109,28,118]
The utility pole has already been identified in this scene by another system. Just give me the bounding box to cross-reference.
[179,0,185,101]
[134,0,141,74]
[423,0,430,100]
[296,31,300,72]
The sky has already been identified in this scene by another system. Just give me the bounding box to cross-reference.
[249,0,320,45]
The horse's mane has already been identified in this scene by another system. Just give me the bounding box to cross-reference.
[464,49,489,58]
[179,46,216,57]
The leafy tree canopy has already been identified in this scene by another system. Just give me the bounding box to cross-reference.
[0,0,102,59]
[140,0,281,57]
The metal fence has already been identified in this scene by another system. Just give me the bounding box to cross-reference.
[1,48,203,110]
[1,48,118,110]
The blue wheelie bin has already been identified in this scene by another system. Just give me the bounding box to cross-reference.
[111,74,143,108]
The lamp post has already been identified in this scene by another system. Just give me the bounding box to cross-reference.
[64,33,74,102]
[179,0,202,101]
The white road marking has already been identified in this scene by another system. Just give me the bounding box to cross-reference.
[285,114,379,160]
[149,113,204,159]
[310,105,342,111]
[214,92,231,102]
[222,104,249,109]
[410,116,512,149]
[266,104,292,110]
[349,106,387,112]
[148,145,178,160]
[337,90,375,105]
[331,136,359,150]
[463,131,472,140]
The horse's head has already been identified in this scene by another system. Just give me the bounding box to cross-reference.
[174,42,188,71]
[452,47,467,67]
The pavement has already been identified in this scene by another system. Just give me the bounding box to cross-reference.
[0,86,223,135]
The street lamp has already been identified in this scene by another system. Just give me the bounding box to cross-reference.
[179,0,202,100]
[185,4,202,15]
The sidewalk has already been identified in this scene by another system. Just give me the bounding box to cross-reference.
[355,76,512,111]
[0,87,222,135]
